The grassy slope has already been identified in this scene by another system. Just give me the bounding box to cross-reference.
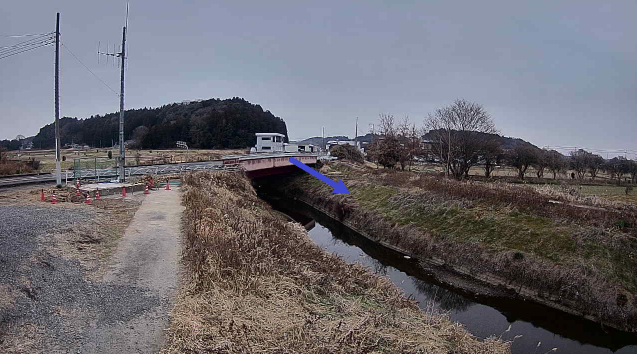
[282,162,637,331]
[161,171,509,354]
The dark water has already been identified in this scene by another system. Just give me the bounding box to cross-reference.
[260,194,637,354]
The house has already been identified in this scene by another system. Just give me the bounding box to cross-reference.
[284,143,299,153]
[255,133,285,153]
[298,144,316,153]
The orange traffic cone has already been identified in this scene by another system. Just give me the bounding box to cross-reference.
[165,181,171,190]
[51,193,57,204]
[122,187,127,197]
[144,185,150,194]
[40,189,45,201]
[85,194,92,205]
[95,189,101,200]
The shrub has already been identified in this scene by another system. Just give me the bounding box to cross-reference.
[329,144,364,163]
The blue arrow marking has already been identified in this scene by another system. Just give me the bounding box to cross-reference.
[289,157,350,194]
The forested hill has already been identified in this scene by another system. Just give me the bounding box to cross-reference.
[31,97,288,150]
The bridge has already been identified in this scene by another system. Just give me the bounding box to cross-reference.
[0,153,317,188]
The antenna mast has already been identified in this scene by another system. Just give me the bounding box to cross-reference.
[97,4,128,181]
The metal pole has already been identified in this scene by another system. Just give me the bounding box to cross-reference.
[118,26,126,181]
[322,127,325,155]
[355,117,358,149]
[54,13,62,187]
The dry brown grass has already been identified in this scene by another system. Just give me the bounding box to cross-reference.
[161,171,509,354]
[277,162,637,332]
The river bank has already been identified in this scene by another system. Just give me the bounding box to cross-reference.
[161,171,509,353]
[271,162,637,333]
[259,192,637,353]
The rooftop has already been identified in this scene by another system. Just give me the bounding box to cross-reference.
[255,133,285,137]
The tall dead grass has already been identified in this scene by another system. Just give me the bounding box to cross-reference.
[161,171,510,354]
[278,163,637,332]
[347,165,637,234]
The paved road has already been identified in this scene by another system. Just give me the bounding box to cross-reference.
[81,188,183,353]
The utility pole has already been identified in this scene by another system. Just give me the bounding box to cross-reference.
[118,26,126,181]
[354,117,358,150]
[54,12,61,187]
[322,127,325,155]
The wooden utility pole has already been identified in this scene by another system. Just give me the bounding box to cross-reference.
[54,12,61,187]
[118,26,126,181]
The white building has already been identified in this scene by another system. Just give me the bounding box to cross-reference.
[298,144,316,153]
[255,133,285,152]
[284,143,299,153]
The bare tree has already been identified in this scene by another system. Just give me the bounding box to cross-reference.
[395,117,424,171]
[425,99,498,180]
[570,149,589,180]
[587,153,605,180]
[629,160,637,184]
[533,149,547,178]
[506,144,538,180]
[604,157,630,184]
[482,139,502,178]
[545,149,567,179]
[369,114,401,169]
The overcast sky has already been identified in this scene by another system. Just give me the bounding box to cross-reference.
[1,1,636,156]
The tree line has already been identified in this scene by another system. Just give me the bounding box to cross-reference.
[28,97,288,150]
[366,99,637,184]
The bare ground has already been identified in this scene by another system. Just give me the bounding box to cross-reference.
[0,186,183,353]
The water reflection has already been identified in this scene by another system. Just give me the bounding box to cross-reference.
[412,279,473,313]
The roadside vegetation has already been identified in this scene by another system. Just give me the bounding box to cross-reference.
[280,162,637,332]
[0,148,40,176]
[162,171,509,353]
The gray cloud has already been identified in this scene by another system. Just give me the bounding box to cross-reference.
[1,0,635,156]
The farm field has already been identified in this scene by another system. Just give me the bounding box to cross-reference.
[6,148,247,173]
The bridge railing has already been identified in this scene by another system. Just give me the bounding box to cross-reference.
[62,161,242,184]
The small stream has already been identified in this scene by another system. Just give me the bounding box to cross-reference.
[259,192,637,354]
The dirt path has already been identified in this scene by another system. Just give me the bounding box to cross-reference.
[81,188,183,353]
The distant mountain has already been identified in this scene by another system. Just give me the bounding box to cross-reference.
[422,130,540,151]
[295,133,375,146]
[30,97,288,150]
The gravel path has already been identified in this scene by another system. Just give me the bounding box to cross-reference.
[80,189,183,353]
[0,189,183,353]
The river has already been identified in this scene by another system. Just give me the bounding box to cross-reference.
[260,193,637,354]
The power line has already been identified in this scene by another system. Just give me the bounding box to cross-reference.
[0,35,55,59]
[0,41,53,60]
[0,33,54,51]
[0,32,52,38]
[61,41,119,96]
